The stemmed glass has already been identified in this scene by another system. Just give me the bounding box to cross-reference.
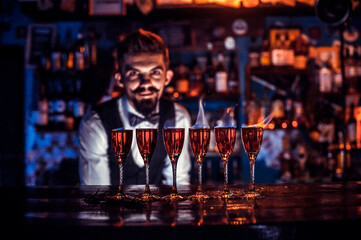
[163,127,185,200]
[188,127,210,200]
[136,128,159,201]
[215,126,237,199]
[241,126,263,198]
[110,128,133,200]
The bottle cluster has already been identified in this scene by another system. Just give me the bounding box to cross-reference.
[34,28,98,130]
[248,28,309,70]
[167,50,240,100]
[316,45,361,95]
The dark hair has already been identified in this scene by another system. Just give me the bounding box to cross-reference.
[117,28,169,70]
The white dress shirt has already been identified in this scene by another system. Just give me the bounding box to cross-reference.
[78,96,192,185]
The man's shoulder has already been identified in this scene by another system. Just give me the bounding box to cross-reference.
[174,102,189,114]
[94,97,121,114]
[79,110,100,129]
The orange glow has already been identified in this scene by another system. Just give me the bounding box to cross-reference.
[213,0,241,8]
[281,122,287,129]
[292,121,298,128]
[173,92,180,98]
[67,52,74,69]
[268,122,275,129]
[346,143,352,151]
[80,46,85,53]
[355,107,361,148]
[242,0,259,8]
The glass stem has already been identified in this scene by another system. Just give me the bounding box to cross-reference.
[145,160,150,194]
[249,154,256,191]
[118,159,124,195]
[171,160,178,194]
[223,157,229,193]
[197,160,203,193]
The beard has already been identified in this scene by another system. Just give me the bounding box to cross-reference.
[135,98,158,116]
[131,86,160,116]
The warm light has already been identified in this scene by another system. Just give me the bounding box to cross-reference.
[242,0,259,8]
[67,52,74,69]
[346,143,352,151]
[292,121,298,128]
[212,0,241,8]
[173,92,180,98]
[268,122,275,129]
[80,46,85,53]
[188,88,199,97]
[281,122,287,129]
[355,106,361,148]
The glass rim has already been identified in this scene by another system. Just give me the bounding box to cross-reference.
[112,127,133,131]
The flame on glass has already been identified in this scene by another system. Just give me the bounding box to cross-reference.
[217,107,237,128]
[192,96,210,128]
[242,113,273,128]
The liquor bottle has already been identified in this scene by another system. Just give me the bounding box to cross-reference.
[215,52,228,93]
[333,67,343,93]
[248,37,259,67]
[41,47,52,72]
[283,34,295,67]
[175,63,190,97]
[259,33,271,67]
[88,29,98,66]
[65,28,74,70]
[357,46,361,92]
[36,96,49,127]
[203,51,215,94]
[270,94,285,128]
[284,93,294,128]
[345,46,357,93]
[51,34,63,72]
[74,31,86,71]
[48,78,66,129]
[189,57,204,97]
[347,103,357,146]
[271,33,284,67]
[294,33,308,70]
[227,51,239,95]
[319,61,333,93]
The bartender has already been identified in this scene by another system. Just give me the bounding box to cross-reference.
[78,29,191,185]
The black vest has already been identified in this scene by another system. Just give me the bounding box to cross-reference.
[95,97,175,186]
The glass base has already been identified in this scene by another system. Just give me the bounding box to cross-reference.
[163,193,185,201]
[106,192,133,201]
[188,191,210,201]
[209,189,244,199]
[242,190,262,199]
[137,192,161,202]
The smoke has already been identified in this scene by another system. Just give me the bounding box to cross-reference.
[192,96,210,128]
[216,107,237,128]
[242,113,274,128]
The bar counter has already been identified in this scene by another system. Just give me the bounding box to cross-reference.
[3,182,361,239]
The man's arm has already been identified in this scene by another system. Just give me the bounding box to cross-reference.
[78,111,111,185]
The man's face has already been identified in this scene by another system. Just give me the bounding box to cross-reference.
[120,53,172,116]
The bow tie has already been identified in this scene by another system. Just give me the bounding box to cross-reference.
[129,113,160,126]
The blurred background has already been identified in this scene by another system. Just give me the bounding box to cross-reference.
[1,0,361,186]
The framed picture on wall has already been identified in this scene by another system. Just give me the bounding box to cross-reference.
[89,0,126,16]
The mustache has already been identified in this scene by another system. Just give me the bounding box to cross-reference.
[133,86,160,94]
